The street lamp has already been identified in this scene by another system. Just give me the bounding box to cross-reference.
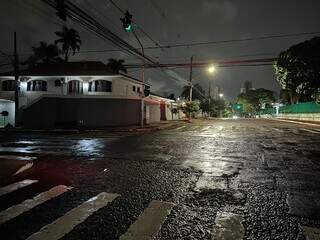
[207,65,216,74]
[219,93,224,98]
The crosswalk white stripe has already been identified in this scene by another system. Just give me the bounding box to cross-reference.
[120,200,175,240]
[26,192,120,240]
[0,179,38,197]
[0,185,71,225]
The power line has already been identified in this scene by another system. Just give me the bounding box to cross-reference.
[58,30,320,54]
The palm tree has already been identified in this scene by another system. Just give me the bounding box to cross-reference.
[55,26,81,62]
[24,41,62,67]
[107,59,127,74]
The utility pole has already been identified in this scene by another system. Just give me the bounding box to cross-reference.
[14,32,19,127]
[132,29,145,128]
[208,80,211,117]
[188,56,193,121]
[189,56,193,102]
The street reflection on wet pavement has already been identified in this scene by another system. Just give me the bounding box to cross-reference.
[0,119,320,240]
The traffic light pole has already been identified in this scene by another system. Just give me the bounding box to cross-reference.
[132,29,145,128]
[14,32,19,127]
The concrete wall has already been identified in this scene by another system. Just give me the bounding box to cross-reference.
[261,113,320,122]
[22,97,141,128]
[276,113,320,122]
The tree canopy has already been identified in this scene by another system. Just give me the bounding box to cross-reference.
[107,59,127,74]
[23,41,62,67]
[274,37,320,103]
[236,88,275,116]
[55,26,81,62]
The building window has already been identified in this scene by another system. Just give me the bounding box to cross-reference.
[137,87,141,93]
[27,80,47,91]
[1,80,15,91]
[132,85,136,92]
[55,79,62,87]
[68,80,83,94]
[88,80,112,92]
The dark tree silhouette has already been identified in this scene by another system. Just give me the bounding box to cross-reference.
[55,26,81,62]
[24,42,62,67]
[107,59,128,74]
[274,37,320,103]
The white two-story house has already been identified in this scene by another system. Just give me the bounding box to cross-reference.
[0,61,156,128]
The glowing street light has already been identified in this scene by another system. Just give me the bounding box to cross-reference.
[219,93,224,98]
[207,65,216,74]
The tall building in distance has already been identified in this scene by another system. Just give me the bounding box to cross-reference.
[240,81,255,94]
[209,85,223,99]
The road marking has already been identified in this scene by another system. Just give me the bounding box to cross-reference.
[0,179,38,197]
[301,128,320,134]
[0,185,71,225]
[120,200,175,240]
[13,162,34,175]
[26,192,119,240]
[212,212,245,240]
[271,118,320,127]
[302,226,320,240]
[175,126,186,130]
[272,128,283,133]
[202,126,211,131]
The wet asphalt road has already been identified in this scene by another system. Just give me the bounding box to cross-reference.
[0,119,320,240]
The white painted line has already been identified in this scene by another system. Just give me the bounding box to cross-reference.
[202,126,211,131]
[120,200,175,240]
[271,118,320,127]
[0,185,71,225]
[301,129,320,134]
[272,128,283,133]
[302,226,320,240]
[26,192,119,240]
[175,126,186,130]
[13,162,34,175]
[212,212,245,240]
[0,179,38,197]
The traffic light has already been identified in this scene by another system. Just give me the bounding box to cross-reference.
[120,11,133,32]
[233,103,243,112]
[56,0,67,22]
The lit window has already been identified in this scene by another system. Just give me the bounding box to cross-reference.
[88,80,112,92]
[27,80,47,91]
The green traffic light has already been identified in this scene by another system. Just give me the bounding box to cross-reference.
[125,24,132,32]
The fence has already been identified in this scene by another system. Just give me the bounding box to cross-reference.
[279,102,320,114]
[260,102,320,115]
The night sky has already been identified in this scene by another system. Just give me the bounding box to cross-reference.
[1,0,320,99]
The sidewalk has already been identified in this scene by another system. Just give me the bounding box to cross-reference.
[0,121,184,134]
[270,118,320,127]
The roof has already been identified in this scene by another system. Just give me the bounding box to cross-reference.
[0,61,152,86]
[0,61,114,77]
